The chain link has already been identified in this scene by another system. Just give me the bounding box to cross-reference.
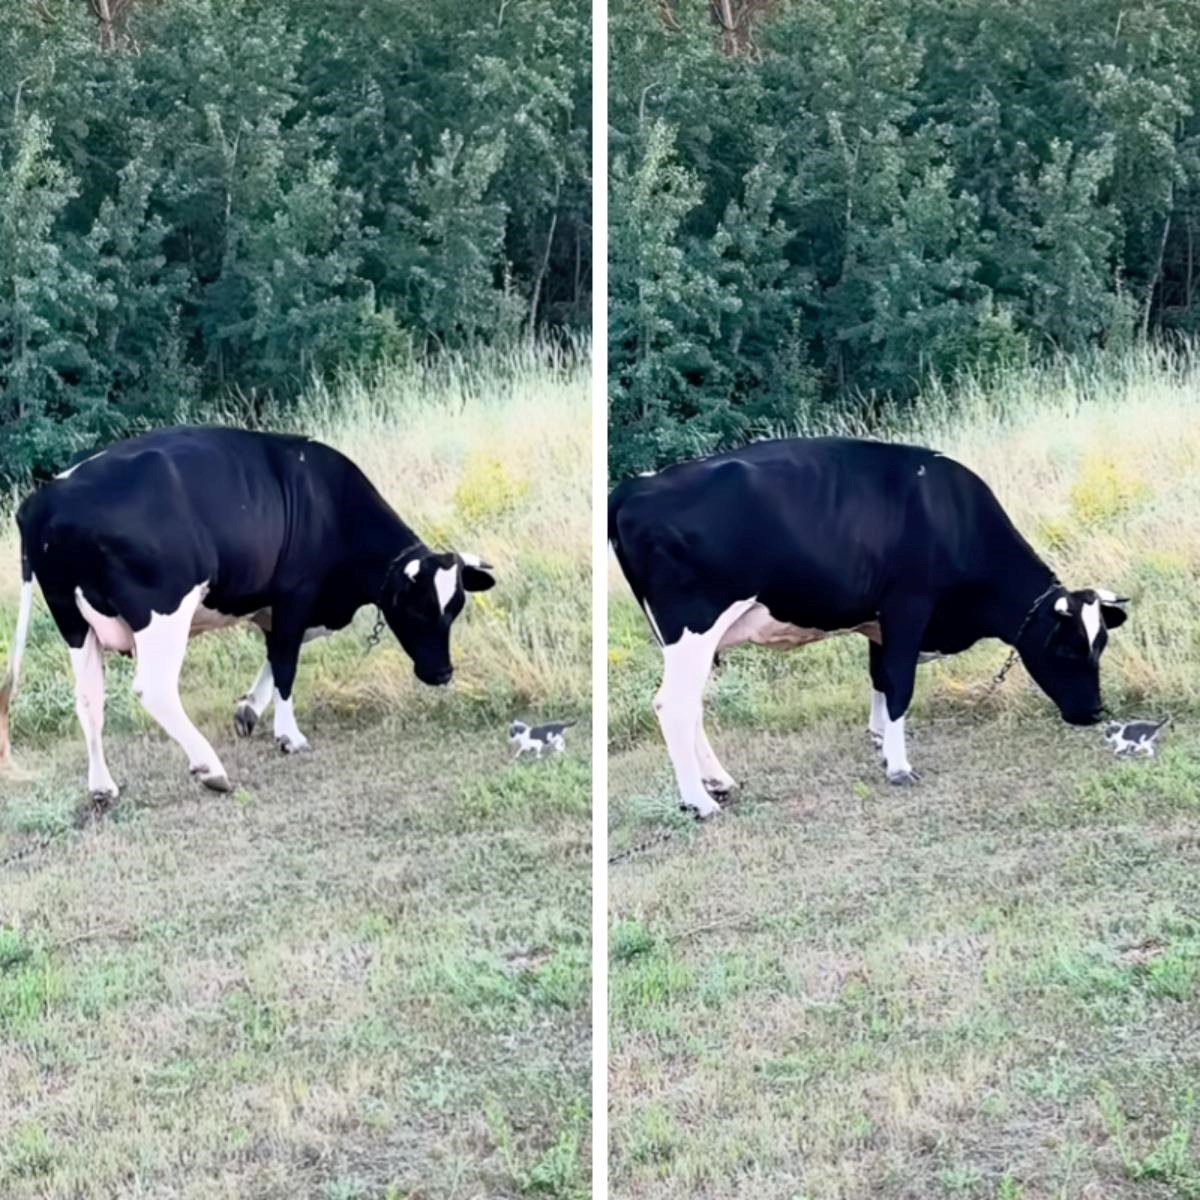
[973,582,1060,703]
[365,609,385,652]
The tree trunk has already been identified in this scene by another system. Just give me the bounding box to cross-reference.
[528,203,560,340]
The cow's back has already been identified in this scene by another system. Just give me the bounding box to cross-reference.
[610,437,1019,637]
[18,427,350,610]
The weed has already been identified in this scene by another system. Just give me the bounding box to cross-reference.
[609,917,655,963]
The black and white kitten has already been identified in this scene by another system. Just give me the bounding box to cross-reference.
[509,719,577,759]
[1103,716,1171,758]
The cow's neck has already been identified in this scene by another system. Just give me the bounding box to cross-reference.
[345,503,425,605]
[990,556,1059,647]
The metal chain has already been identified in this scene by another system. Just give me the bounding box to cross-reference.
[973,582,1061,703]
[364,609,385,653]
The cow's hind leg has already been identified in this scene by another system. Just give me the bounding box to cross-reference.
[234,660,273,738]
[131,585,231,792]
[655,606,755,818]
[69,631,118,804]
[696,720,735,797]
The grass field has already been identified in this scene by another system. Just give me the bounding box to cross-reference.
[0,346,592,1199]
[608,348,1200,1198]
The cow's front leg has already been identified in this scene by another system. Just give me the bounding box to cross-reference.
[69,631,119,804]
[234,660,273,738]
[131,585,231,792]
[266,613,311,754]
[867,643,887,755]
[875,599,930,786]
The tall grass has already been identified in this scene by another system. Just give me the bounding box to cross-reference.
[609,343,1200,746]
[0,341,591,749]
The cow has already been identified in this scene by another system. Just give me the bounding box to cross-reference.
[608,436,1128,818]
[0,426,495,801]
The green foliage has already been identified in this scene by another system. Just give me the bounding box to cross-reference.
[609,0,1200,476]
[0,0,589,485]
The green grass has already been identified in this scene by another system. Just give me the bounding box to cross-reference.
[0,348,591,1199]
[609,719,1200,1198]
[1,721,591,1199]
[608,349,1200,1197]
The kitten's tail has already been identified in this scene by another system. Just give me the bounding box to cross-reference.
[1156,714,1174,731]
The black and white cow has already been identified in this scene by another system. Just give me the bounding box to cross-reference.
[608,436,1128,817]
[0,426,495,800]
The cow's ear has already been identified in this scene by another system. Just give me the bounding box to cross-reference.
[1096,589,1129,630]
[460,553,495,592]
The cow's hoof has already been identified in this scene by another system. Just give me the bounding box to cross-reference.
[703,776,735,798]
[88,788,118,809]
[193,768,232,793]
[275,735,310,755]
[233,701,258,738]
[679,800,720,821]
[886,769,920,787]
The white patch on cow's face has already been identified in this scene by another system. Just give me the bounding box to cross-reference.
[1081,599,1101,649]
[55,451,105,480]
[434,565,459,614]
[404,559,421,581]
[75,588,135,654]
[1055,595,1071,615]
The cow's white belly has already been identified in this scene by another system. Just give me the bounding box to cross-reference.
[718,602,882,651]
[75,589,135,654]
[190,604,271,637]
[75,587,272,650]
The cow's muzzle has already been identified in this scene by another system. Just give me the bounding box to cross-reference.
[417,666,453,687]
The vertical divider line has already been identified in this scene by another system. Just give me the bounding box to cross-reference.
[590,0,609,1191]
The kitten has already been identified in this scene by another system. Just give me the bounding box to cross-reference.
[1103,716,1171,758]
[509,719,577,759]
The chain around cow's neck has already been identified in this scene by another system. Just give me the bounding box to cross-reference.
[365,543,422,653]
[985,580,1062,695]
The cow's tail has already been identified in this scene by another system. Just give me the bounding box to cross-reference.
[607,479,664,647]
[606,480,642,601]
[0,544,34,773]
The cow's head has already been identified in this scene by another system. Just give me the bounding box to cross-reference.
[1018,587,1128,726]
[382,550,495,686]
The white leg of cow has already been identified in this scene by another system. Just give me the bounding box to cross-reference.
[696,720,735,796]
[882,712,917,786]
[272,691,309,754]
[132,587,231,792]
[234,661,274,738]
[69,633,118,802]
[868,688,887,751]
